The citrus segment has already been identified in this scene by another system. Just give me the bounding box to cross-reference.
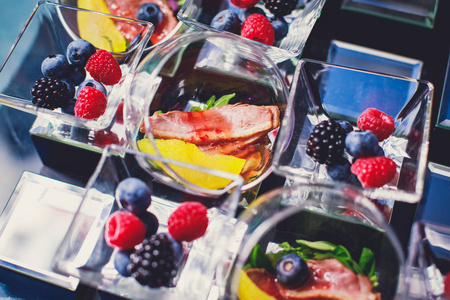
[137,138,245,189]
[77,0,128,52]
[238,270,277,300]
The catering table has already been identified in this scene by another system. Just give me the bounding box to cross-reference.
[0,0,449,299]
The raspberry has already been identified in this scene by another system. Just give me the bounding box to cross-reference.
[444,273,450,297]
[93,129,122,147]
[263,0,298,17]
[75,86,108,119]
[105,211,146,250]
[357,108,395,142]
[85,49,122,85]
[116,102,124,124]
[241,14,275,46]
[351,156,397,188]
[168,202,208,242]
[230,0,259,9]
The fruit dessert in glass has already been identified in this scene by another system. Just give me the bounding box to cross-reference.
[219,183,404,300]
[125,31,289,194]
[61,0,185,49]
[178,0,327,63]
[53,145,244,299]
[0,2,153,151]
[273,59,433,203]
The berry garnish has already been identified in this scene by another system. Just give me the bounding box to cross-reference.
[41,54,69,78]
[114,250,133,277]
[230,0,260,9]
[306,119,347,165]
[326,156,352,182]
[276,253,309,287]
[60,78,75,99]
[210,10,241,34]
[271,17,289,41]
[115,178,152,215]
[137,3,163,26]
[168,201,208,242]
[76,79,107,98]
[66,39,96,67]
[93,130,122,147]
[74,86,108,119]
[351,156,397,188]
[30,77,71,109]
[64,64,86,86]
[86,49,122,85]
[136,211,159,237]
[105,211,146,250]
[336,120,354,134]
[357,108,395,142]
[263,0,299,17]
[444,273,450,297]
[345,130,380,159]
[241,14,275,46]
[128,233,180,287]
[244,6,266,18]
[116,102,124,124]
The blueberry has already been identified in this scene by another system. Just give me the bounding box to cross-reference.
[115,178,152,215]
[41,54,69,78]
[336,120,354,134]
[375,144,385,157]
[170,237,184,264]
[345,130,380,159]
[76,79,107,98]
[114,250,132,277]
[64,65,86,86]
[271,17,289,41]
[326,157,351,181]
[136,211,159,237]
[60,78,75,99]
[245,7,266,19]
[66,39,96,67]
[210,10,241,34]
[61,98,76,115]
[276,253,309,287]
[137,3,163,26]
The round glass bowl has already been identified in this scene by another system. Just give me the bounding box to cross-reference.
[125,31,289,195]
[220,183,405,300]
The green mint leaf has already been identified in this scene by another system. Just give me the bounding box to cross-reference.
[213,93,235,108]
[189,106,203,112]
[249,244,274,272]
[296,240,336,252]
[206,96,216,110]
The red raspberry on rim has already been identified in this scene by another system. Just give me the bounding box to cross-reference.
[241,14,275,46]
[351,156,397,188]
[230,0,259,9]
[75,86,107,119]
[168,201,208,242]
[444,273,450,297]
[105,210,146,250]
[86,49,122,85]
[357,108,395,142]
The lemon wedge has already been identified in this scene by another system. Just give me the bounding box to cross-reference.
[77,0,127,52]
[238,270,277,300]
[137,138,245,190]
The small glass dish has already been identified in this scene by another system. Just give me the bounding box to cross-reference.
[341,0,439,29]
[52,145,243,300]
[177,0,327,63]
[125,31,289,194]
[398,221,450,300]
[217,183,405,300]
[0,1,153,146]
[273,58,433,203]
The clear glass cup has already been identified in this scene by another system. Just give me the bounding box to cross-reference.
[177,0,327,64]
[125,31,289,194]
[218,182,405,299]
[273,58,434,203]
[0,1,153,148]
[52,144,244,300]
[398,221,450,300]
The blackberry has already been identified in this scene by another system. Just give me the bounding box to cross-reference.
[263,0,298,17]
[30,77,71,110]
[127,233,179,288]
[306,119,346,165]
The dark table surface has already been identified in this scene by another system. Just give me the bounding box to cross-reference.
[0,0,450,299]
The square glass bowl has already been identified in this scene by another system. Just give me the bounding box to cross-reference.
[399,221,450,299]
[273,59,433,203]
[219,183,405,300]
[52,145,243,300]
[177,0,327,63]
[0,1,153,143]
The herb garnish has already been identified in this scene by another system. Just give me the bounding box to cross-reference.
[189,93,235,112]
